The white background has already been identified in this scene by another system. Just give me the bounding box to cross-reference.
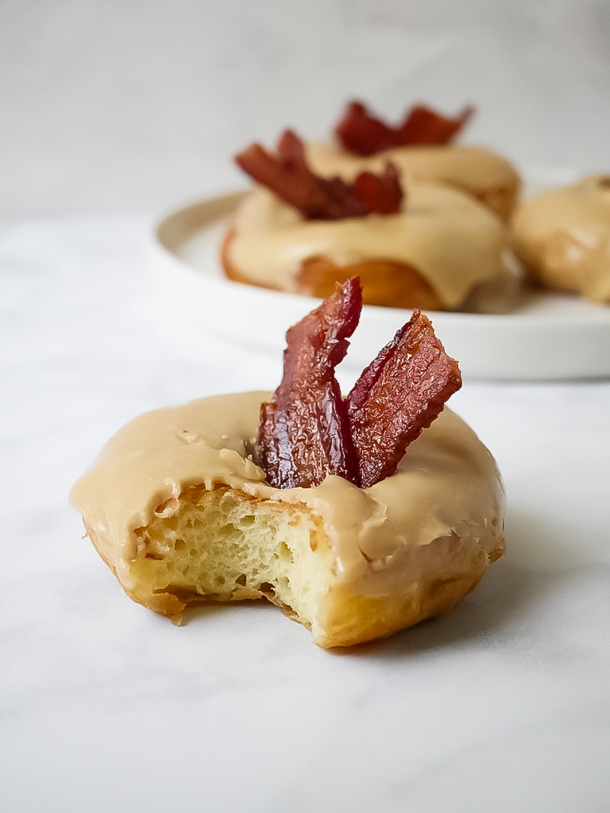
[1,2,610,812]
[2,0,610,219]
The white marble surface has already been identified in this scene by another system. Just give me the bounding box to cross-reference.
[2,2,610,812]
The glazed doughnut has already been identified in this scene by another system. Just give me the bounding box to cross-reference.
[511,175,610,304]
[221,182,520,313]
[305,141,521,223]
[69,392,506,648]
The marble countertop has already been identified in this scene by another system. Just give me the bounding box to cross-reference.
[2,2,610,811]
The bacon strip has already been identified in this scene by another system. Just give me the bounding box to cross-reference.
[257,278,362,489]
[346,310,462,488]
[257,281,462,491]
[335,101,475,156]
[235,129,403,220]
[400,104,475,145]
[352,166,403,215]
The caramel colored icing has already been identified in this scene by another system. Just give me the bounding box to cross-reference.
[511,175,610,303]
[227,182,510,309]
[305,141,520,203]
[70,392,505,600]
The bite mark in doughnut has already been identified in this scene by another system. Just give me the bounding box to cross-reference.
[70,282,504,648]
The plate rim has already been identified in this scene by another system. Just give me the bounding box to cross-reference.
[150,188,610,381]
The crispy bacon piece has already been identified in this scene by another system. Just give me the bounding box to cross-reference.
[352,167,403,215]
[346,310,462,488]
[257,277,362,489]
[335,100,475,156]
[257,280,462,490]
[401,104,475,145]
[235,129,403,220]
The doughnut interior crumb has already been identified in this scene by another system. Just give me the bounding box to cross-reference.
[128,485,333,638]
[73,396,506,648]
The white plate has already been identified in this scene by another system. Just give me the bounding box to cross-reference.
[150,189,610,381]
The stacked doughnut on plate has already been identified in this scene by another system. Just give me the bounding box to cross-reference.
[307,101,520,222]
[221,101,523,313]
[71,279,506,648]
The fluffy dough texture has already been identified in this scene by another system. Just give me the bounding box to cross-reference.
[511,175,610,303]
[70,392,506,648]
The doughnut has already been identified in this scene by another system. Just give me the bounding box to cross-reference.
[305,141,521,223]
[221,181,520,313]
[318,100,521,222]
[511,175,610,304]
[70,282,506,648]
[69,392,505,649]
